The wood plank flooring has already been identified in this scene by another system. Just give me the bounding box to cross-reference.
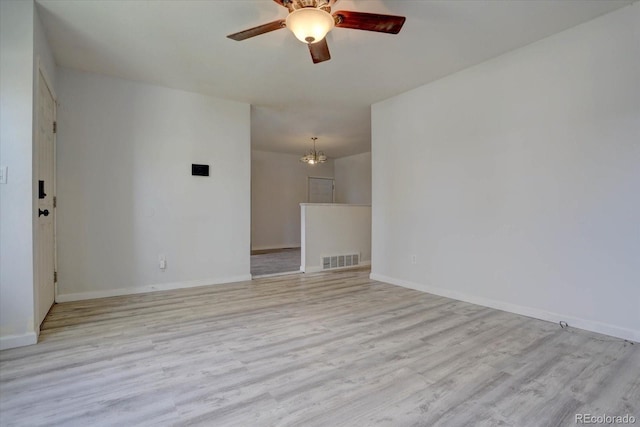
[1,268,638,426]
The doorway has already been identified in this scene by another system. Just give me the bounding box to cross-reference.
[307,176,334,203]
[249,151,335,278]
[35,68,56,327]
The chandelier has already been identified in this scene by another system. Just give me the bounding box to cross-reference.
[300,137,327,165]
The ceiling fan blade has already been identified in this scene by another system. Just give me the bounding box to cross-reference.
[308,38,331,64]
[227,19,286,41]
[333,10,406,34]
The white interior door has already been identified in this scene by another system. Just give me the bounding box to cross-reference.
[308,177,334,203]
[36,70,56,326]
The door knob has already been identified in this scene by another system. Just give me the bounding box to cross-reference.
[39,209,49,217]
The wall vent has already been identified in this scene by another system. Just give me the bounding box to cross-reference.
[322,253,360,271]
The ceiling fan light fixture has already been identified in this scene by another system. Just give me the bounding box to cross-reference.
[286,7,335,44]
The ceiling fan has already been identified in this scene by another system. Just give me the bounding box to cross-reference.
[227,0,406,64]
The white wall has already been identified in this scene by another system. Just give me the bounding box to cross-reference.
[301,204,371,272]
[56,68,251,301]
[34,4,57,93]
[334,152,371,205]
[251,150,333,251]
[371,4,640,341]
[0,0,37,349]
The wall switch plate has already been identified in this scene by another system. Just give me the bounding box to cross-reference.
[159,255,167,270]
[0,166,7,184]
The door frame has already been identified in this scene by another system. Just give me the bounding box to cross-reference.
[34,58,57,332]
[307,176,335,203]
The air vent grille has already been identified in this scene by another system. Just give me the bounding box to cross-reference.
[322,253,360,271]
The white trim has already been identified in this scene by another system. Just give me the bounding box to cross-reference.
[56,275,252,303]
[0,332,38,350]
[305,260,371,274]
[37,56,57,100]
[307,176,335,203]
[370,273,640,343]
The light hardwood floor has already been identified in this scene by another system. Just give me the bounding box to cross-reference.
[0,268,638,426]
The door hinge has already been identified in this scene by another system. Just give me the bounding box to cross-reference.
[54,271,57,282]
[53,196,57,208]
[53,121,57,134]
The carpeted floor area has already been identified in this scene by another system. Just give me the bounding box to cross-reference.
[250,248,301,276]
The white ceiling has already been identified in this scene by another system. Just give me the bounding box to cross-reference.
[37,0,633,159]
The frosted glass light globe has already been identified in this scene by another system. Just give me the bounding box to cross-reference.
[286,8,335,44]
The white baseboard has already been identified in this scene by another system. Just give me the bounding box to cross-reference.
[56,275,252,303]
[0,331,38,351]
[304,260,371,274]
[370,272,639,343]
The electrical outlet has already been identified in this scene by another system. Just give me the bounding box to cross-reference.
[411,254,417,265]
[159,255,167,270]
